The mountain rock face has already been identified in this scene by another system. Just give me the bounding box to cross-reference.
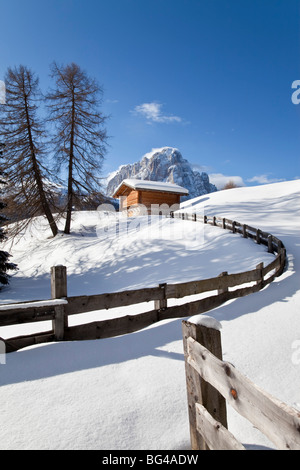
[106,147,217,200]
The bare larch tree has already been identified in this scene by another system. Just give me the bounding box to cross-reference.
[46,62,108,234]
[0,65,58,237]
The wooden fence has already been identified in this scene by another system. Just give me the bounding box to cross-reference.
[0,213,286,353]
[182,319,300,450]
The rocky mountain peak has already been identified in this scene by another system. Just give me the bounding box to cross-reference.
[106,147,217,200]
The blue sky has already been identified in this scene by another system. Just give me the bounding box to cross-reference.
[1,0,299,189]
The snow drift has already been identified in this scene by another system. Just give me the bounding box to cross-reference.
[0,179,299,450]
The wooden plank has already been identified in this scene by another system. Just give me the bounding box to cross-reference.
[263,255,281,276]
[162,281,260,324]
[226,282,261,300]
[65,291,227,342]
[166,268,261,299]
[245,224,257,234]
[262,271,278,288]
[0,306,56,326]
[196,403,245,450]
[187,338,300,450]
[64,309,160,341]
[244,231,256,240]
[224,218,233,229]
[161,292,230,321]
[64,281,260,343]
[4,331,55,353]
[66,286,163,315]
[182,321,227,450]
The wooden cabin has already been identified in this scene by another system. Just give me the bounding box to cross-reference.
[113,179,189,216]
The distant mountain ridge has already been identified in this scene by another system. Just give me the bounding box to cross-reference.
[106,147,217,200]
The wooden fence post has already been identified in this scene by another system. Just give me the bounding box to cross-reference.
[256,262,264,289]
[218,272,228,295]
[154,283,167,311]
[268,235,273,253]
[51,265,67,341]
[256,229,261,244]
[182,319,228,450]
[51,265,67,299]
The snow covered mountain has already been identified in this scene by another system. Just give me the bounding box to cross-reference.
[105,147,217,200]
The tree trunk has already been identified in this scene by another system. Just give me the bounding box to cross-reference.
[24,94,58,237]
[64,92,75,235]
[64,157,73,235]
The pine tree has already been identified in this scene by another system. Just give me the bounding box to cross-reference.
[46,62,108,234]
[0,65,58,237]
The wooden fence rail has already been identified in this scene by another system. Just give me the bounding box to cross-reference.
[182,319,300,450]
[0,213,287,353]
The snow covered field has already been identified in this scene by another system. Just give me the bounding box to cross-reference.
[0,179,299,450]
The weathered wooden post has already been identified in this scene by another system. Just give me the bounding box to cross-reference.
[268,235,273,253]
[51,265,67,341]
[218,271,228,295]
[256,229,261,244]
[154,283,167,311]
[182,317,227,450]
[256,262,264,289]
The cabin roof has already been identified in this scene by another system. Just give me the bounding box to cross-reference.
[113,179,189,198]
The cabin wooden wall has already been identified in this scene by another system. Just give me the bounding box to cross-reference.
[140,191,180,208]
[119,189,139,210]
[120,188,181,214]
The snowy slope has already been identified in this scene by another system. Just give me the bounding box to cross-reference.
[0,179,299,450]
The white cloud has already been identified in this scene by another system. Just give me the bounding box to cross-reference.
[209,173,246,190]
[133,102,183,124]
[192,163,212,173]
[247,175,285,185]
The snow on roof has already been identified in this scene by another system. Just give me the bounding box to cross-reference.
[113,178,189,196]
